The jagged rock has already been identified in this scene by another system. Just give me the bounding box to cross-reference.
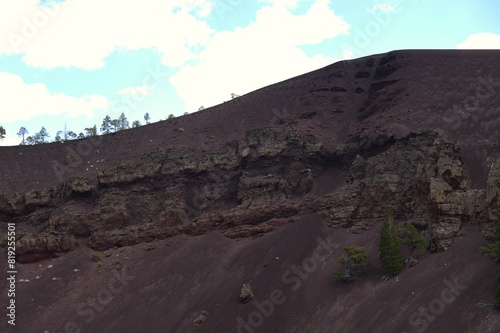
[161,147,198,175]
[222,218,291,239]
[48,208,94,236]
[200,141,240,170]
[98,152,163,185]
[16,234,78,263]
[24,187,55,208]
[0,193,13,215]
[408,257,419,267]
[464,189,485,223]
[349,220,375,234]
[237,173,290,206]
[240,284,254,304]
[25,209,52,227]
[9,193,26,214]
[63,177,92,196]
[429,178,452,204]
[431,217,463,252]
[0,128,494,261]
[192,311,208,328]
[433,139,467,190]
[94,195,131,230]
[242,127,314,160]
[486,158,500,220]
[348,154,367,181]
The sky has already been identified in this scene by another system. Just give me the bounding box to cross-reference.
[0,0,499,146]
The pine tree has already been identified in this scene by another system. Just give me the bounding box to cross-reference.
[84,125,97,137]
[0,126,6,140]
[110,119,119,132]
[379,208,403,276]
[144,112,150,124]
[334,246,369,283]
[118,113,129,130]
[25,136,35,145]
[100,115,112,134]
[37,127,50,143]
[17,127,28,145]
[399,223,426,255]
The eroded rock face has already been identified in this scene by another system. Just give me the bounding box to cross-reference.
[97,152,164,185]
[63,177,92,197]
[0,127,497,261]
[15,234,78,263]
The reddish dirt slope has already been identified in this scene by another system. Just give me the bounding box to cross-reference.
[1,50,500,333]
[1,214,498,333]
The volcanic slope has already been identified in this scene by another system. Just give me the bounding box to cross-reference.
[0,49,499,333]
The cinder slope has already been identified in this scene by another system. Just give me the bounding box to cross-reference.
[1,50,500,333]
[2,215,497,333]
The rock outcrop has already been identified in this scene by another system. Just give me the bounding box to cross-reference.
[0,127,498,261]
[240,283,254,304]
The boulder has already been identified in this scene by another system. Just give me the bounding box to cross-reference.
[240,283,254,304]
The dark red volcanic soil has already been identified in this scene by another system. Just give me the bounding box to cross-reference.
[1,50,500,333]
[2,215,498,333]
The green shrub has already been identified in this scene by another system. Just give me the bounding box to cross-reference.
[334,246,369,283]
[92,253,101,262]
[65,154,73,165]
[379,208,403,276]
[399,223,426,254]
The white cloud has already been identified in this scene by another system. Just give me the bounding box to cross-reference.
[0,72,109,122]
[0,0,214,69]
[456,33,500,49]
[117,85,153,97]
[257,0,300,9]
[170,0,349,112]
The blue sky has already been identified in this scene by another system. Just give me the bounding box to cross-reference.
[0,0,499,146]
